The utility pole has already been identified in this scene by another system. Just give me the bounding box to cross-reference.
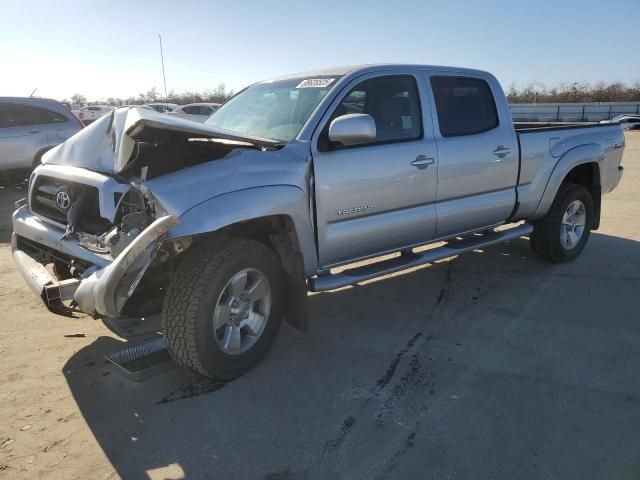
[158,34,168,100]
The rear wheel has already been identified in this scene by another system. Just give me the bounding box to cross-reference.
[162,237,285,379]
[530,183,593,263]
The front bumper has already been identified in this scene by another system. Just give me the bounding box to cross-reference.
[11,205,178,317]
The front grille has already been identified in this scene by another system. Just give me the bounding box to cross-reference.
[30,175,110,234]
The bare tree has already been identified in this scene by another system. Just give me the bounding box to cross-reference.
[70,93,87,107]
[508,81,640,103]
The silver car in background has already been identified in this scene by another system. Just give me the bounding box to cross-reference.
[601,115,640,130]
[169,102,220,123]
[0,97,83,171]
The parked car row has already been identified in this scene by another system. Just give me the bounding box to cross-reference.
[70,102,221,125]
[600,115,640,130]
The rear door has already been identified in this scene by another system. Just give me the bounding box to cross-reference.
[37,105,79,144]
[0,103,48,169]
[424,72,518,237]
[311,71,438,267]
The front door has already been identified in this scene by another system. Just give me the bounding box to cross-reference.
[312,72,438,267]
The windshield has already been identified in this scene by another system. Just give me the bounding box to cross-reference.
[205,76,339,142]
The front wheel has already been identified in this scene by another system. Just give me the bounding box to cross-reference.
[529,183,593,263]
[162,237,285,379]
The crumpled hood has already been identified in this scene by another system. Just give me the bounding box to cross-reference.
[41,106,279,174]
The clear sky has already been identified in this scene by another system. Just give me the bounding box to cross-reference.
[1,0,638,100]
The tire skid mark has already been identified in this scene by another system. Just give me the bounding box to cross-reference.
[322,415,357,455]
[374,422,420,480]
[156,379,227,404]
[375,354,429,427]
[376,332,423,390]
[435,261,454,305]
[317,332,425,463]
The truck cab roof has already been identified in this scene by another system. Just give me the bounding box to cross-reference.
[266,64,493,82]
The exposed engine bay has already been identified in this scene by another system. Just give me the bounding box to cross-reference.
[32,107,280,259]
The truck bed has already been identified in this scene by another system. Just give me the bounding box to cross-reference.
[513,121,624,222]
[514,121,604,133]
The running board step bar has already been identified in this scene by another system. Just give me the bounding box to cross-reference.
[309,224,533,292]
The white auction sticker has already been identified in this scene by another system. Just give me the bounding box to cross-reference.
[296,78,335,89]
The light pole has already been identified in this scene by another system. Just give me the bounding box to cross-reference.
[159,34,168,101]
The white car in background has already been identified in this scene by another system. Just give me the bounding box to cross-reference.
[73,105,112,125]
[169,103,220,123]
[145,102,179,113]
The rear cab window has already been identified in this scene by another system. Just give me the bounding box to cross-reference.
[430,76,498,137]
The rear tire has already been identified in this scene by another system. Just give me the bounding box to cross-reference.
[162,237,285,380]
[529,183,593,263]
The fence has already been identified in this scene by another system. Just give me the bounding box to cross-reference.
[509,102,640,122]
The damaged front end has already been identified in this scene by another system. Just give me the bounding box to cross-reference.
[12,184,179,317]
[72,214,179,317]
[12,106,279,318]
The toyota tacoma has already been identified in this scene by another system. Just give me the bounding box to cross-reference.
[11,64,625,379]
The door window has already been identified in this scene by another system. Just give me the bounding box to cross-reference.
[0,103,36,128]
[182,106,201,115]
[320,75,422,150]
[0,103,69,128]
[430,76,498,137]
[30,106,69,124]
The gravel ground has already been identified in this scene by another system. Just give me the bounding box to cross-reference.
[0,132,639,480]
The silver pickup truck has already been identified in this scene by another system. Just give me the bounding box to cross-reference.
[11,64,625,379]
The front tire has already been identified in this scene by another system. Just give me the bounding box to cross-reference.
[162,237,285,380]
[529,183,593,263]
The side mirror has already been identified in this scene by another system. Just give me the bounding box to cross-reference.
[328,114,376,146]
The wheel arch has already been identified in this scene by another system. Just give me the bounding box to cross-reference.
[167,185,317,276]
[165,186,316,331]
[32,145,55,168]
[532,143,603,229]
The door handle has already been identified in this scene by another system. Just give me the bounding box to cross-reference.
[411,155,435,169]
[493,145,511,158]
[28,129,41,134]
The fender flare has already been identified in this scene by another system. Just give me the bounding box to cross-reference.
[531,143,603,220]
[167,185,318,276]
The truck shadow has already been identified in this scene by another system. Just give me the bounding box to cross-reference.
[61,232,640,479]
[0,177,28,243]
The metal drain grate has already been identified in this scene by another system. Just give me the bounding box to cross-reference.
[105,337,176,381]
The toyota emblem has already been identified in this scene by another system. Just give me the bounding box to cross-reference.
[56,190,71,210]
